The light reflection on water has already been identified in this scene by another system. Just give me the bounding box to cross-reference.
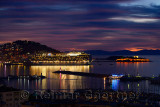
[1,65,92,92]
[112,79,120,91]
[0,55,160,93]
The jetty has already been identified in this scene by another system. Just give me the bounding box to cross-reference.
[53,71,155,82]
[53,71,110,78]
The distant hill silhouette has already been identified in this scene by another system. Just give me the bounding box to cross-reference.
[84,50,160,55]
[0,40,60,55]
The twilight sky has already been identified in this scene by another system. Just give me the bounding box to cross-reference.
[0,0,160,51]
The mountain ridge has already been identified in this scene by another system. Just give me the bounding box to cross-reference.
[84,50,160,55]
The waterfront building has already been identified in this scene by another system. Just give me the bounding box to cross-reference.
[0,81,25,107]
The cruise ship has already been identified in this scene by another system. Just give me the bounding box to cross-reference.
[24,52,92,65]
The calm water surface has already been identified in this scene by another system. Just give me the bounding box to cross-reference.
[0,55,160,93]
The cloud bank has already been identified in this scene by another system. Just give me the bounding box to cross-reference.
[0,0,160,51]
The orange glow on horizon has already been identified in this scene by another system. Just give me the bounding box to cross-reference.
[125,48,160,52]
[0,41,12,44]
[125,48,143,52]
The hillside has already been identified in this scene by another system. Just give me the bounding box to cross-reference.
[0,40,60,55]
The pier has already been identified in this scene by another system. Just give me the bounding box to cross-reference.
[53,71,110,78]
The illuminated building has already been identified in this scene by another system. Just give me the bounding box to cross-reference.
[116,56,150,62]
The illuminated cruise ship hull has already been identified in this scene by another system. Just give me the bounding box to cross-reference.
[3,52,92,65]
[25,61,91,65]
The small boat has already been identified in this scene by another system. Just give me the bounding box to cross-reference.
[6,74,46,80]
[109,74,124,79]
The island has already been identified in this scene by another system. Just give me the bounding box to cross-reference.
[116,56,150,62]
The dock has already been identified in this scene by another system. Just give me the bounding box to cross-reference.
[53,71,110,78]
